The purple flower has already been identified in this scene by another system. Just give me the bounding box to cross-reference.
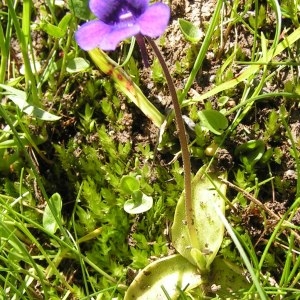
[75,0,170,51]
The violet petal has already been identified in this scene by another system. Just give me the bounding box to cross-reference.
[75,20,111,50]
[138,3,170,38]
[89,0,122,22]
[99,25,140,50]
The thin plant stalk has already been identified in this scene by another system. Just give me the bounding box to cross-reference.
[146,37,198,249]
[136,34,149,67]
[58,16,75,85]
[0,221,50,298]
[0,23,8,85]
[22,0,31,46]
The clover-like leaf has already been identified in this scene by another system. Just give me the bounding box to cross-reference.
[171,165,227,271]
[120,175,140,194]
[198,109,228,135]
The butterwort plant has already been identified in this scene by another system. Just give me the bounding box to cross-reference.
[75,0,196,254]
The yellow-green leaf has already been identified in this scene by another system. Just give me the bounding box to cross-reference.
[124,254,202,300]
[171,166,227,270]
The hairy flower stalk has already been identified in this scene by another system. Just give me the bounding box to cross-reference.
[146,37,197,250]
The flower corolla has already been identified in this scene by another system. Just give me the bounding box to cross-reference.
[75,0,170,51]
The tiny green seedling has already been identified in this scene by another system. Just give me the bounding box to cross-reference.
[120,175,153,214]
[249,5,266,29]
[264,109,280,140]
[78,103,96,133]
[235,140,265,172]
[151,58,165,84]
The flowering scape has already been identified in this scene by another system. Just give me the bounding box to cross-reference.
[75,0,170,51]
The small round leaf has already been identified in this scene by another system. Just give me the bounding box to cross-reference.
[178,19,203,43]
[198,109,228,135]
[66,57,90,73]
